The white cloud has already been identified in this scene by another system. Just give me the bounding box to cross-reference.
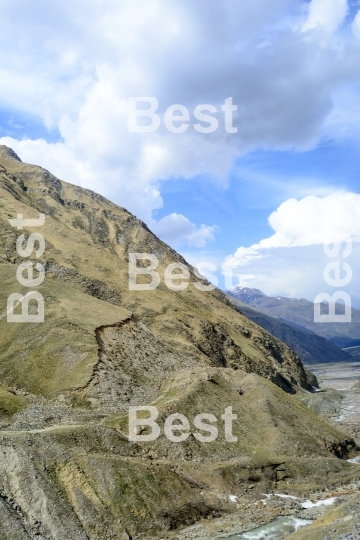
[324,83,360,141]
[352,9,360,40]
[1,0,360,249]
[265,192,360,247]
[1,1,359,165]
[224,244,360,307]
[0,136,95,187]
[225,192,360,266]
[302,0,348,35]
[223,192,360,302]
[152,213,217,248]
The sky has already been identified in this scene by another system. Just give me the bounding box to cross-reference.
[0,0,360,307]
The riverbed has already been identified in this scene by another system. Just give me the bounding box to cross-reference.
[225,516,312,539]
[310,361,360,444]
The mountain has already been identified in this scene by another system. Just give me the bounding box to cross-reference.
[227,294,352,365]
[0,145,315,395]
[0,145,358,539]
[229,286,360,352]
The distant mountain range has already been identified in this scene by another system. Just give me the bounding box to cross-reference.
[227,287,360,365]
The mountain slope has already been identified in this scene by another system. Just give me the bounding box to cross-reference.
[227,293,352,365]
[0,145,315,394]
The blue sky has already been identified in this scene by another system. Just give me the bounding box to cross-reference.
[0,0,360,306]
[0,107,60,143]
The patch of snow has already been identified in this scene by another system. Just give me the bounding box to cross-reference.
[335,411,355,421]
[301,497,337,509]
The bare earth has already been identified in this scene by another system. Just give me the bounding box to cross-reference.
[311,362,360,445]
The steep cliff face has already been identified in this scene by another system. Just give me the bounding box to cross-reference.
[0,145,358,540]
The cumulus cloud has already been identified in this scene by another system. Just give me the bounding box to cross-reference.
[302,0,348,35]
[224,243,360,307]
[263,192,360,247]
[152,213,217,248]
[224,192,360,267]
[1,2,360,161]
[352,9,360,40]
[1,0,360,247]
[223,192,360,304]
[0,137,96,188]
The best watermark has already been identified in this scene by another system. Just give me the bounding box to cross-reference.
[129,97,238,133]
[314,234,352,323]
[129,253,217,291]
[7,214,46,323]
[129,406,237,443]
